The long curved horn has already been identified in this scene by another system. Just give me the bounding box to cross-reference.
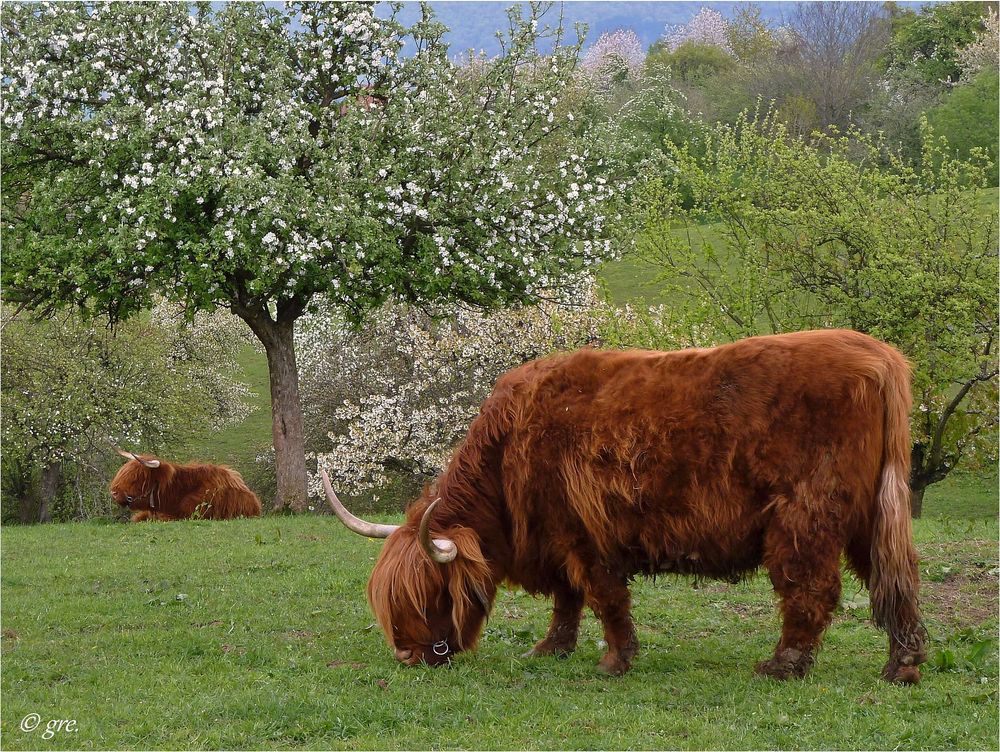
[115,447,160,468]
[321,469,398,539]
[418,498,458,564]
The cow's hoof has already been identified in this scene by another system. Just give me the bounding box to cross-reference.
[596,653,631,676]
[522,640,575,659]
[882,656,922,685]
[754,648,812,680]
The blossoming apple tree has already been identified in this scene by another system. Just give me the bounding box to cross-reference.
[2,1,629,510]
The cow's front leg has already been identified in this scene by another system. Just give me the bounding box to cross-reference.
[523,583,584,658]
[585,572,638,676]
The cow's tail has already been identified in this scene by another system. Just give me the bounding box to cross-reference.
[868,347,926,681]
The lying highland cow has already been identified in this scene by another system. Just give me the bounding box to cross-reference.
[325,330,927,683]
[111,449,262,521]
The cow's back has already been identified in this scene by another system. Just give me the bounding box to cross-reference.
[493,330,900,584]
[171,463,262,519]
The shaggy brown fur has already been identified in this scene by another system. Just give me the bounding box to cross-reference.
[360,330,926,681]
[110,456,262,522]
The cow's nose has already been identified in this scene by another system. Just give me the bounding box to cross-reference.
[394,648,413,663]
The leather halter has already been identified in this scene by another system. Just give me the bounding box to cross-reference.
[127,484,158,510]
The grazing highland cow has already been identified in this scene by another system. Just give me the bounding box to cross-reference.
[325,330,927,683]
[111,450,262,521]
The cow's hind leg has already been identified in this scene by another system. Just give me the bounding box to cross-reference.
[523,582,584,658]
[756,508,844,680]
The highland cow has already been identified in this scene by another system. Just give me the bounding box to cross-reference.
[111,450,262,521]
[326,330,927,683]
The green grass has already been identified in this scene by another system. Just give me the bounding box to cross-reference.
[174,345,273,474]
[599,221,727,307]
[923,471,999,520]
[2,498,997,750]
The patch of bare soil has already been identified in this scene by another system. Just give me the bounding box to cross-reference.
[919,539,998,628]
[282,629,316,639]
[921,575,998,627]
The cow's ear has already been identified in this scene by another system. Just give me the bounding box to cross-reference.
[139,457,161,469]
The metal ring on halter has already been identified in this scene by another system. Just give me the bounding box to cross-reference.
[432,640,449,656]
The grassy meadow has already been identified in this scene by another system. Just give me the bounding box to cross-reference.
[2,479,997,750]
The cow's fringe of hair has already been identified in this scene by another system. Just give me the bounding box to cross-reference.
[367,524,492,650]
[368,529,438,647]
[867,349,927,654]
[113,460,174,506]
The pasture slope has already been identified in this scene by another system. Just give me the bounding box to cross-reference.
[1,475,997,750]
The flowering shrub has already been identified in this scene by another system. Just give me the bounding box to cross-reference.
[662,8,731,53]
[300,278,602,497]
[580,29,645,90]
[297,279,697,500]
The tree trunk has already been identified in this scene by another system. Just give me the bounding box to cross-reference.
[909,442,949,519]
[263,320,309,512]
[233,303,309,512]
[37,461,59,523]
[16,491,35,524]
[909,485,925,519]
[18,461,60,523]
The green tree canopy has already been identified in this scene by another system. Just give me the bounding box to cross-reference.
[646,41,736,85]
[926,70,1000,182]
[885,1,994,84]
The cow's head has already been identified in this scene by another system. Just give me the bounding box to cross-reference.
[322,471,494,666]
[110,449,164,512]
